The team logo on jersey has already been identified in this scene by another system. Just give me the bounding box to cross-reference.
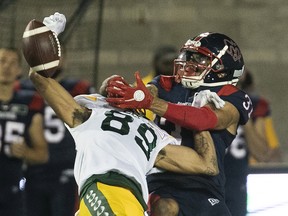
[0,104,16,119]
[208,198,220,206]
[11,104,29,115]
[0,104,28,118]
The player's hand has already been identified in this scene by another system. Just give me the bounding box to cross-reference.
[106,71,154,109]
[10,137,27,159]
[99,75,129,97]
[192,90,225,109]
[43,12,66,35]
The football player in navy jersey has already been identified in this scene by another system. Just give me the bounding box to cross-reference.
[224,125,248,216]
[14,12,95,216]
[224,69,282,216]
[0,47,48,216]
[106,32,253,216]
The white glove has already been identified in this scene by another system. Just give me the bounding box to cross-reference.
[192,90,225,109]
[43,12,66,35]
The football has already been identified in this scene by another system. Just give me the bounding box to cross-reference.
[22,19,61,78]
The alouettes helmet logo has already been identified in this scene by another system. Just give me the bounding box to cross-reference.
[184,39,201,47]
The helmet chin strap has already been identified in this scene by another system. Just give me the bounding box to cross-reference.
[181,78,204,89]
[181,67,208,88]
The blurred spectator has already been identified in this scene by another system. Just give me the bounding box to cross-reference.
[0,47,48,216]
[142,45,178,120]
[15,47,95,216]
[242,70,281,164]
[143,45,178,83]
[224,69,282,216]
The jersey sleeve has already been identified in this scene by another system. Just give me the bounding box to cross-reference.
[218,85,253,125]
[18,90,45,115]
[74,93,109,109]
[148,75,161,87]
[250,96,270,119]
[71,80,95,96]
[29,92,45,113]
[148,75,176,92]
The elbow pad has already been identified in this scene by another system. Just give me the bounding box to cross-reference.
[163,102,218,131]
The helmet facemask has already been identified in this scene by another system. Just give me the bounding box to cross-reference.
[174,46,226,89]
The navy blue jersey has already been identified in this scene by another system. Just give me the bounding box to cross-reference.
[0,90,44,187]
[224,94,267,180]
[225,93,269,177]
[224,95,265,216]
[16,78,94,179]
[224,125,248,179]
[249,95,270,119]
[148,76,252,199]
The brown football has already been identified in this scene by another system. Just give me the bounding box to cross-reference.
[22,19,61,78]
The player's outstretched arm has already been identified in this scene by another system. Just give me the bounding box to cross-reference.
[155,131,219,175]
[29,69,89,128]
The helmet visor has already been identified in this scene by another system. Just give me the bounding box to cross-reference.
[174,51,211,77]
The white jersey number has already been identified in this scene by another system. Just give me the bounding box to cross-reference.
[0,122,25,156]
[44,106,65,143]
[226,126,247,159]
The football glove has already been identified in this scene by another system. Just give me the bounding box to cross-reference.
[43,12,66,36]
[192,90,225,109]
[99,75,129,97]
[106,71,154,109]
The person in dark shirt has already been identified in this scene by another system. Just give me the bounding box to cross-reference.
[0,47,48,216]
[224,69,282,216]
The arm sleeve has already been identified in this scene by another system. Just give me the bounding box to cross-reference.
[163,102,217,131]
